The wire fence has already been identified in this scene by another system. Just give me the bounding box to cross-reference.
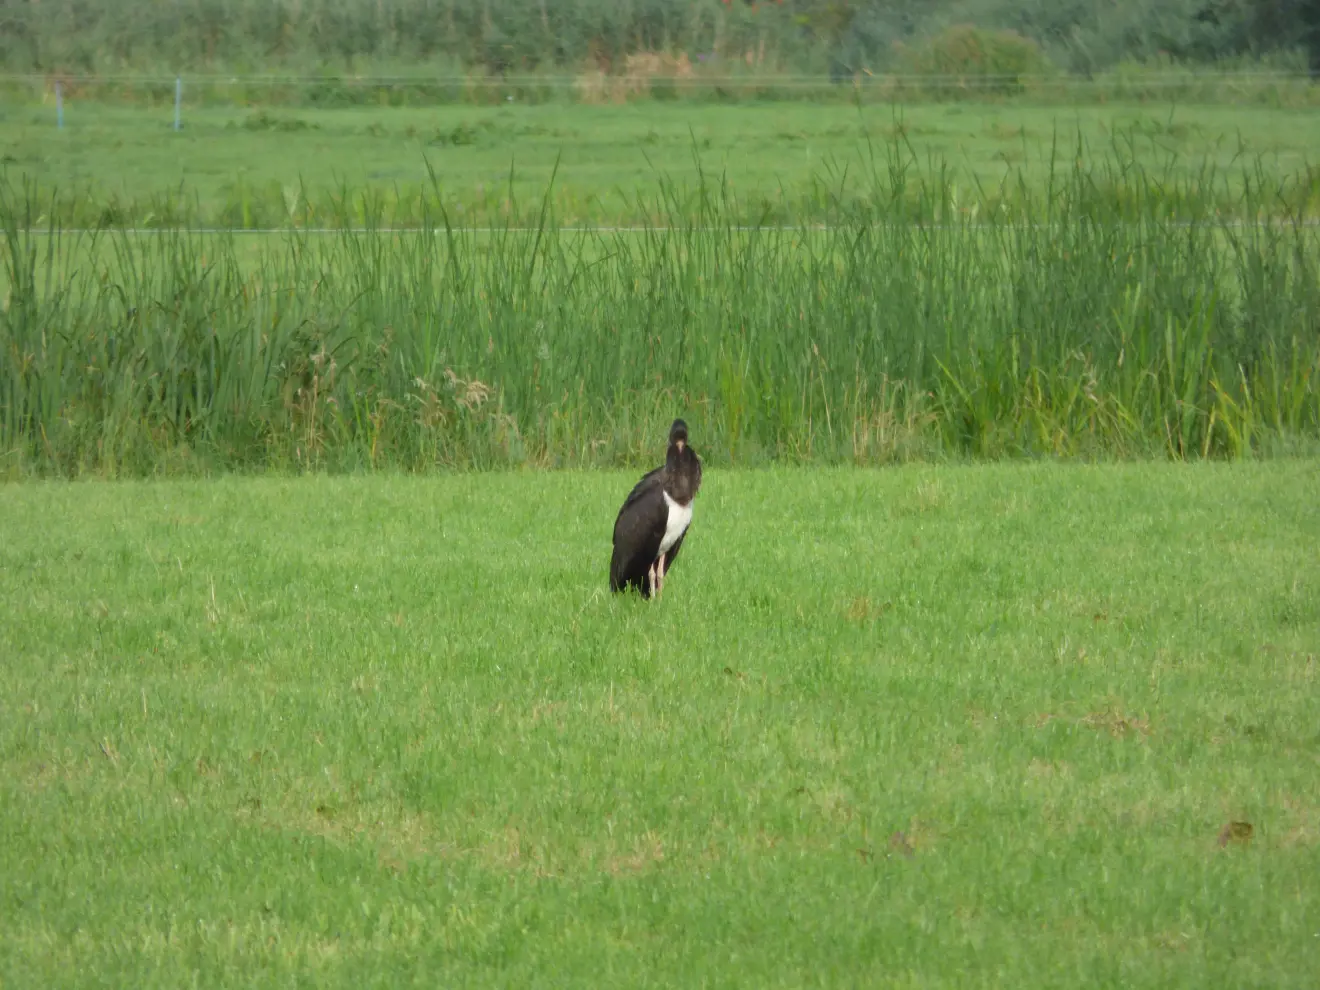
[21,221,1320,236]
[3,70,1316,85]
[4,68,1319,110]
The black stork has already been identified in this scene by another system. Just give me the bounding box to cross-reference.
[609,419,703,600]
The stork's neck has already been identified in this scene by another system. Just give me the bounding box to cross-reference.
[663,484,693,507]
[664,438,701,505]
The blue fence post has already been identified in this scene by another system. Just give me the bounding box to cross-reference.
[174,76,182,131]
[56,80,64,129]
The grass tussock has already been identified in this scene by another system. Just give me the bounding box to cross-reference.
[2,137,1319,479]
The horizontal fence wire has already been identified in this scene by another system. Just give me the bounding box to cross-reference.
[2,71,1316,89]
[18,221,1320,234]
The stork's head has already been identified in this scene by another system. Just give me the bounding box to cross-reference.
[668,418,689,452]
[664,418,701,504]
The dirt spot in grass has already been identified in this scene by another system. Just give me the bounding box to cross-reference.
[1025,758,1071,780]
[474,826,535,873]
[1284,652,1316,684]
[528,700,567,727]
[1046,591,1120,625]
[1067,645,1097,666]
[350,674,379,695]
[10,754,112,792]
[887,831,915,858]
[1081,705,1150,738]
[885,817,937,857]
[471,826,671,879]
[238,780,441,871]
[194,755,219,775]
[245,773,893,884]
[1282,822,1317,848]
[602,831,666,876]
[1279,794,1317,849]
[986,121,1028,141]
[510,693,671,735]
[845,596,891,622]
[856,820,936,862]
[280,802,435,859]
[1217,821,1254,848]
[811,785,856,824]
[1153,930,1197,953]
[936,743,965,776]
[15,760,55,790]
[966,706,1001,729]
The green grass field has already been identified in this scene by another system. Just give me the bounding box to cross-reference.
[4,100,1320,226]
[2,463,1318,985]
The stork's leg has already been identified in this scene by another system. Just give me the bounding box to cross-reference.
[656,552,667,599]
[646,561,657,598]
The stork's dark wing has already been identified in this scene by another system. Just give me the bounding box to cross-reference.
[618,465,663,513]
[610,480,668,595]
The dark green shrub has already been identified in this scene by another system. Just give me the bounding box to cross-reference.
[893,24,1059,96]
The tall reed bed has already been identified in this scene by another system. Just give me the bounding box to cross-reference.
[3,144,1318,478]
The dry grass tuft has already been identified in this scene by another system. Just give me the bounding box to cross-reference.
[574,51,694,104]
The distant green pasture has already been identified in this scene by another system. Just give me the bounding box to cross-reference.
[3,101,1317,226]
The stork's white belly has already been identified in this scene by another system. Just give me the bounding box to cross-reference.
[659,492,693,556]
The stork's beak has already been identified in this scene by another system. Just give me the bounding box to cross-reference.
[675,439,685,452]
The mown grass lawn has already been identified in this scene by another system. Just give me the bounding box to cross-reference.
[2,462,1318,986]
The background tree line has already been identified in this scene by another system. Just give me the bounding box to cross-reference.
[1,0,1317,77]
